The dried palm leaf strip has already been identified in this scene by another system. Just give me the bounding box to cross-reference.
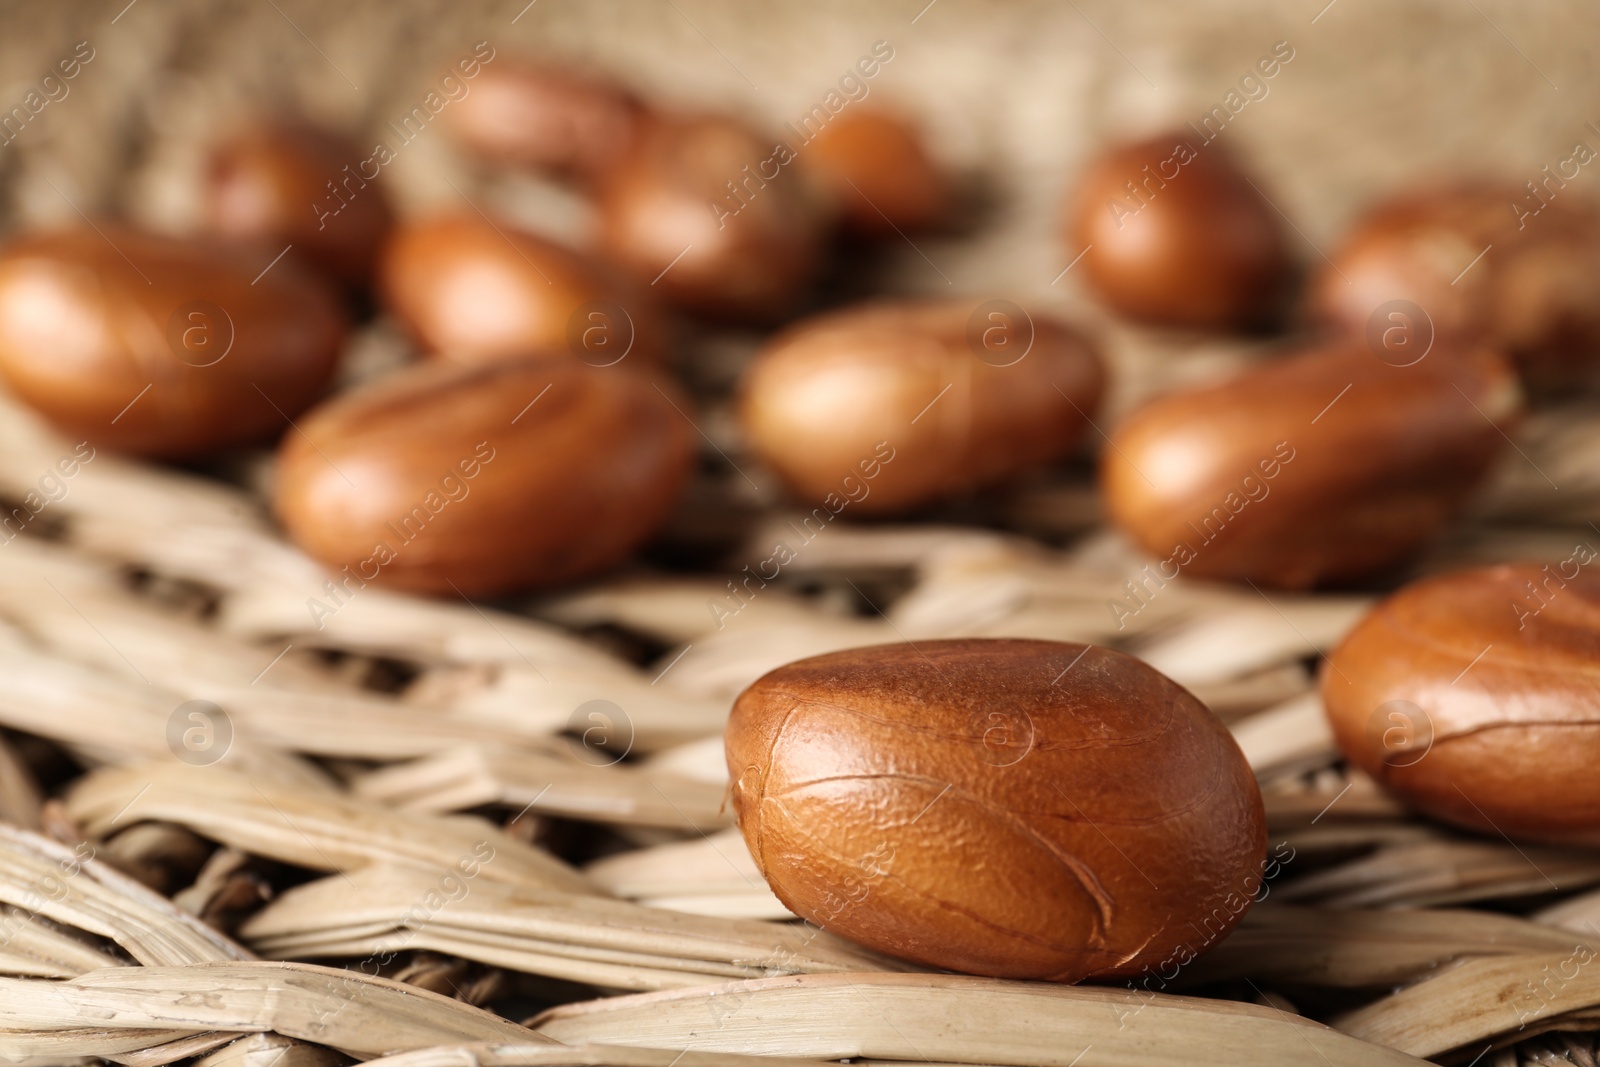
[0,824,248,968]
[77,514,334,602]
[541,531,1314,716]
[899,528,1360,660]
[642,735,730,785]
[1227,692,1337,778]
[0,537,724,758]
[742,523,1024,577]
[252,603,728,755]
[1260,770,1406,827]
[352,746,730,831]
[662,605,1169,700]
[64,763,589,894]
[1335,949,1600,1059]
[0,625,328,788]
[1478,402,1600,522]
[216,573,644,676]
[541,576,835,647]
[0,526,195,609]
[400,666,729,755]
[583,829,790,920]
[406,927,857,985]
[114,1031,247,1067]
[636,622,885,703]
[204,684,581,763]
[597,893,788,922]
[195,1032,345,1067]
[0,628,544,764]
[1182,663,1311,723]
[0,391,337,597]
[866,573,1090,649]
[241,864,902,992]
[1128,598,1370,688]
[0,905,124,978]
[1181,904,1593,988]
[648,547,1361,705]
[545,540,1068,702]
[1274,838,1600,908]
[533,972,1428,1066]
[1273,822,1441,866]
[1535,887,1600,932]
[0,731,42,828]
[272,935,738,993]
[0,396,266,539]
[0,961,542,1061]
[0,556,554,759]
[363,1044,830,1067]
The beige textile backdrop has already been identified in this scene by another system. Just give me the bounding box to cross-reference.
[0,0,1592,329]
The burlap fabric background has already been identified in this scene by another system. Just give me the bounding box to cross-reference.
[0,0,1589,311]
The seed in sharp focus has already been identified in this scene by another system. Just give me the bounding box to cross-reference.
[724,638,1266,982]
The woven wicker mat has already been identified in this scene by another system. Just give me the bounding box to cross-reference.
[2,2,1600,1066]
